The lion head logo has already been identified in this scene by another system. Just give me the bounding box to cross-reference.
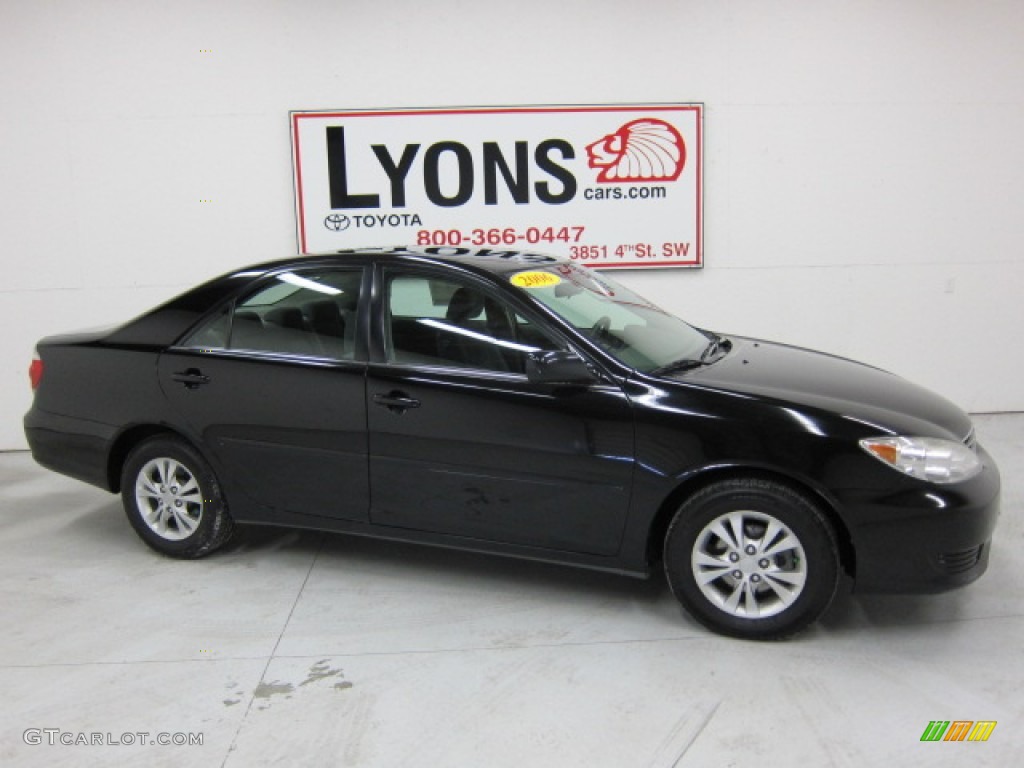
[586,118,686,183]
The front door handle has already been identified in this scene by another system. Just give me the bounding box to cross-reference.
[373,391,421,413]
[172,368,210,389]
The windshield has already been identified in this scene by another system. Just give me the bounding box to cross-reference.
[509,263,712,373]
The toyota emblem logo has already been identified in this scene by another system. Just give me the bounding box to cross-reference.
[324,213,350,231]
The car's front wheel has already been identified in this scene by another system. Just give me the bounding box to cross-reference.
[120,436,234,558]
[663,477,840,640]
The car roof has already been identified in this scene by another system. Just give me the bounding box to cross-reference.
[238,246,567,279]
[103,247,568,348]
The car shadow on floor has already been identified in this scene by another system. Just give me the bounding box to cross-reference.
[229,522,672,604]
[819,577,993,636]
[229,526,993,638]
[57,503,995,640]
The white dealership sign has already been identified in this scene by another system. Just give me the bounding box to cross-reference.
[291,104,703,268]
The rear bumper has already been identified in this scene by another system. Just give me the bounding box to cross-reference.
[839,445,1001,594]
[24,408,116,491]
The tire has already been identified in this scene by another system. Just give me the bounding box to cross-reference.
[663,477,839,640]
[120,436,234,559]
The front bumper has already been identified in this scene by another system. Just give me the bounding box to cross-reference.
[837,444,1001,594]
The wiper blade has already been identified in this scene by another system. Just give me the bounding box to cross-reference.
[700,334,731,363]
[651,358,706,376]
[652,336,731,376]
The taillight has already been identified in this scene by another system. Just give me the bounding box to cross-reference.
[29,352,43,391]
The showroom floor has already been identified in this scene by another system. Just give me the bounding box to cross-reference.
[1,414,1021,768]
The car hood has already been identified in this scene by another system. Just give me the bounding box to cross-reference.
[670,337,973,440]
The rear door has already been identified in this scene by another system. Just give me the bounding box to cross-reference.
[158,267,370,522]
[366,266,635,556]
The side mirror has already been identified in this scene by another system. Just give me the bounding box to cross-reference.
[525,350,597,385]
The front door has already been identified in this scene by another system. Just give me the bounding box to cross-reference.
[366,268,634,556]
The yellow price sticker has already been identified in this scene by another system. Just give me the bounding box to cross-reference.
[511,271,561,289]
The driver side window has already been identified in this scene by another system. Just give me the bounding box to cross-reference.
[385,272,559,373]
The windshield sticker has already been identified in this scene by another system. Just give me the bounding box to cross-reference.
[511,271,561,289]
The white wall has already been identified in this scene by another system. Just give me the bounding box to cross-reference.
[2,0,1023,449]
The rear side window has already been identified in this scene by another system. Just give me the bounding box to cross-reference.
[181,269,362,360]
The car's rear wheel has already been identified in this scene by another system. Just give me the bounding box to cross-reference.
[121,436,233,558]
[663,477,839,640]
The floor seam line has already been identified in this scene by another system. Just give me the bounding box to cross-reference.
[669,700,721,768]
[219,534,324,768]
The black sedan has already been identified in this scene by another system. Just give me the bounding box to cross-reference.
[24,247,1000,639]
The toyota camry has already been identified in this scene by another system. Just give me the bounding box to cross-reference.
[24,247,1000,639]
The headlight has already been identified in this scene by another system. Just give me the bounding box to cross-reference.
[859,436,982,484]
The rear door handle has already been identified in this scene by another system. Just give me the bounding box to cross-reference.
[373,391,421,413]
[172,368,210,389]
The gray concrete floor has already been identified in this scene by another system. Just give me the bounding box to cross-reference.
[1,414,1021,767]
